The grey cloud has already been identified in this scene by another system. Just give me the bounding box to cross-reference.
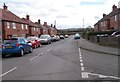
[56,15,69,18]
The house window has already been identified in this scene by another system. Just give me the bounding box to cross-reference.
[37,28,38,31]
[34,27,36,31]
[21,24,24,29]
[25,25,28,29]
[7,22,10,29]
[115,15,117,21]
[13,23,16,29]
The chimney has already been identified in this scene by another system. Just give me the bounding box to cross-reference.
[3,3,8,10]
[103,14,106,17]
[54,25,56,28]
[38,19,41,24]
[26,15,30,20]
[112,5,117,11]
[44,22,47,26]
[51,24,53,27]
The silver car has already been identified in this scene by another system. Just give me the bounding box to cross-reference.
[40,35,51,44]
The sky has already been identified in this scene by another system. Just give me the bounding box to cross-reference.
[0,0,119,29]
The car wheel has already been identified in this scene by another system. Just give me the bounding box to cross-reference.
[35,45,37,48]
[19,49,24,57]
[29,47,33,53]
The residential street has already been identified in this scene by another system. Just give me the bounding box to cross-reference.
[1,36,119,80]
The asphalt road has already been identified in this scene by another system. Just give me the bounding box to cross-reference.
[1,35,119,80]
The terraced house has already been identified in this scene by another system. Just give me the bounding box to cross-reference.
[0,4,29,40]
[94,4,120,31]
[0,4,58,40]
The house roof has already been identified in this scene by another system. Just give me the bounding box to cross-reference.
[109,8,120,17]
[0,8,27,24]
[22,18,40,27]
[94,8,120,26]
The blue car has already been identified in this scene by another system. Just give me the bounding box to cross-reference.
[74,33,80,39]
[2,37,33,58]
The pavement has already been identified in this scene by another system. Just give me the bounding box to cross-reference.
[78,38,119,56]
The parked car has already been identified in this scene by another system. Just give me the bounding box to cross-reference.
[27,36,41,48]
[74,33,80,39]
[51,35,57,42]
[60,35,65,39]
[2,37,33,58]
[111,31,120,37]
[40,35,51,44]
[65,35,69,38]
[56,35,60,41]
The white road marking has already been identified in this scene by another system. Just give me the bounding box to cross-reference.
[80,59,83,62]
[30,53,43,60]
[80,57,82,60]
[82,72,120,79]
[81,72,89,78]
[81,67,85,71]
[47,49,51,52]
[0,67,17,77]
[78,48,89,78]
[80,63,84,67]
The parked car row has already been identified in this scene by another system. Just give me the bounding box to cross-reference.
[1,34,69,58]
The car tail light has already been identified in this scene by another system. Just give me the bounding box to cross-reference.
[16,44,20,47]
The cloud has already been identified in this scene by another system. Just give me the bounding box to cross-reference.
[56,15,69,18]
[80,1,105,5]
[0,0,119,29]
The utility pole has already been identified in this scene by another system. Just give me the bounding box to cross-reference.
[83,18,84,28]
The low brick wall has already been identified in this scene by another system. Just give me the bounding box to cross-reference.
[99,36,119,48]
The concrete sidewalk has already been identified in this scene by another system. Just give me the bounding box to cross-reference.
[78,38,119,56]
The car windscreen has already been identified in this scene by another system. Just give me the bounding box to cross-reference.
[40,36,48,39]
[27,37,35,41]
[3,39,18,44]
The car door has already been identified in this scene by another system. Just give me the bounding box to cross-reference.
[19,38,28,52]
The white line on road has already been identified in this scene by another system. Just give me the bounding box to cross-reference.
[80,63,84,67]
[81,67,85,71]
[0,67,17,77]
[80,59,83,62]
[81,72,89,78]
[30,53,43,60]
[78,48,89,78]
[47,49,52,52]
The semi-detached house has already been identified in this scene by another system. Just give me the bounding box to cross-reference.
[22,15,41,37]
[0,4,29,40]
[0,3,58,40]
[94,5,120,31]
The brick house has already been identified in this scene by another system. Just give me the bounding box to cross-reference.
[0,4,29,40]
[109,5,120,30]
[42,22,49,34]
[94,4,120,31]
[22,15,41,37]
[48,24,58,35]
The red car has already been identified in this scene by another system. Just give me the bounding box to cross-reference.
[27,37,41,48]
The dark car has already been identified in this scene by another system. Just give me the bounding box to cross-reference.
[2,37,33,58]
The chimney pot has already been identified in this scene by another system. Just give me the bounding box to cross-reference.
[38,19,41,24]
[112,4,117,11]
[3,3,8,10]
[26,15,30,20]
[103,14,106,17]
[44,22,47,25]
[51,24,53,27]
